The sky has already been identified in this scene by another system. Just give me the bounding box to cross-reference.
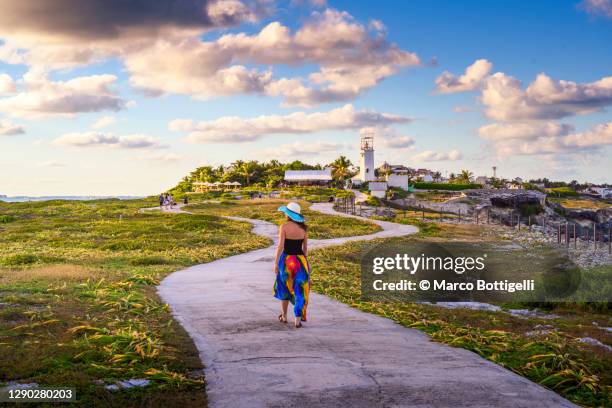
[0,0,611,196]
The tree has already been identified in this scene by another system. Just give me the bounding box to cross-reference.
[328,156,354,183]
[457,169,473,184]
[433,171,442,182]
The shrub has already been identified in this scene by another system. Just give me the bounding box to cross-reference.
[0,215,16,223]
[413,182,482,191]
[1,253,38,266]
[547,187,578,197]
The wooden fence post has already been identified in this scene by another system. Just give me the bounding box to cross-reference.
[593,222,597,250]
[573,224,576,249]
[558,224,561,244]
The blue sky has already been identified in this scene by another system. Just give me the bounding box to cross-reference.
[0,0,610,195]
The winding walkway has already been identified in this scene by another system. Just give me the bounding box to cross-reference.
[157,203,576,408]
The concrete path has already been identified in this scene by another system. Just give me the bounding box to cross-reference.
[158,203,576,408]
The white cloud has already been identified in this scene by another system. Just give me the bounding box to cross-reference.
[255,140,349,157]
[0,6,418,107]
[92,115,117,129]
[0,71,124,118]
[132,152,184,162]
[579,0,612,18]
[37,160,66,167]
[435,59,492,94]
[359,127,415,149]
[481,72,612,121]
[0,119,25,135]
[170,104,410,143]
[53,132,165,149]
[413,149,463,161]
[479,121,575,141]
[0,73,16,94]
[483,121,612,156]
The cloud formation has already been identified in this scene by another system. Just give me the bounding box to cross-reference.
[413,149,463,162]
[256,140,350,157]
[170,104,410,143]
[0,119,25,135]
[0,0,262,40]
[124,9,419,106]
[92,116,118,129]
[0,73,16,94]
[435,59,492,94]
[53,132,164,149]
[579,0,612,18]
[481,121,612,156]
[0,72,124,118]
[482,72,612,121]
[0,5,418,107]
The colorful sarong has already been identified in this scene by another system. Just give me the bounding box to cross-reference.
[274,252,310,320]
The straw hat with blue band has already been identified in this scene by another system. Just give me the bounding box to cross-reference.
[278,202,305,223]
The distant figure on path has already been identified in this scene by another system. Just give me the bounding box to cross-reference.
[273,202,310,328]
[183,196,189,205]
[159,193,164,208]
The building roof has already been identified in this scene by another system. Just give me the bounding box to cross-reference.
[284,169,332,181]
[369,181,388,191]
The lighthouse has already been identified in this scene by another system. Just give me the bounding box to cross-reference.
[359,131,376,182]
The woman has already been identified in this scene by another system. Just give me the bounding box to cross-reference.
[274,202,310,328]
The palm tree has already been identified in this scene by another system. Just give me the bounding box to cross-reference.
[457,169,473,184]
[235,160,259,185]
[433,171,442,182]
[329,156,354,183]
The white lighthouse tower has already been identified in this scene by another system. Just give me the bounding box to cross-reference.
[359,131,375,182]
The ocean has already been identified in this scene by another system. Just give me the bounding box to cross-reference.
[0,196,144,203]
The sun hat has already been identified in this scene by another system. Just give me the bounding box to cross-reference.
[278,202,305,223]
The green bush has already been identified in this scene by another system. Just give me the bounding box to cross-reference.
[0,215,16,223]
[1,253,38,266]
[413,182,482,191]
[546,187,578,197]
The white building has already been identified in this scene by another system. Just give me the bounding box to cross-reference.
[369,181,388,198]
[386,174,409,190]
[284,169,332,185]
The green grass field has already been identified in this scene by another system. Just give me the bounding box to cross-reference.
[309,221,612,407]
[0,196,379,406]
[185,198,381,239]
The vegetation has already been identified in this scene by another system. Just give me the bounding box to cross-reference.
[549,197,612,210]
[413,182,482,191]
[0,198,272,406]
[169,156,357,194]
[547,187,580,198]
[309,222,611,407]
[185,198,379,239]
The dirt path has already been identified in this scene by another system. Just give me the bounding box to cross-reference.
[157,203,576,408]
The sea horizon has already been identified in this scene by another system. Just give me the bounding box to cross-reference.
[0,195,145,203]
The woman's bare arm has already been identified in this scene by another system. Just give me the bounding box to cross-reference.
[302,232,308,257]
[274,224,285,273]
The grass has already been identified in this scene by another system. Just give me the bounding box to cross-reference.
[308,220,612,407]
[549,197,612,210]
[0,197,270,406]
[185,198,381,239]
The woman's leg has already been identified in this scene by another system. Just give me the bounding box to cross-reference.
[281,300,288,320]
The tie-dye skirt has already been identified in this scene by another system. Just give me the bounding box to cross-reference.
[274,252,310,320]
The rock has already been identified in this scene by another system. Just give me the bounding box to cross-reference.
[104,378,151,392]
[423,301,502,312]
[507,309,559,319]
[577,337,612,352]
[0,382,39,391]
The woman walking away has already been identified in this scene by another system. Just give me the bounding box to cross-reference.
[159,193,164,208]
[274,202,310,328]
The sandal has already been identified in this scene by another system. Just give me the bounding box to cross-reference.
[295,321,302,328]
[278,314,287,323]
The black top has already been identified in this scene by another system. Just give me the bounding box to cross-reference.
[284,238,304,255]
